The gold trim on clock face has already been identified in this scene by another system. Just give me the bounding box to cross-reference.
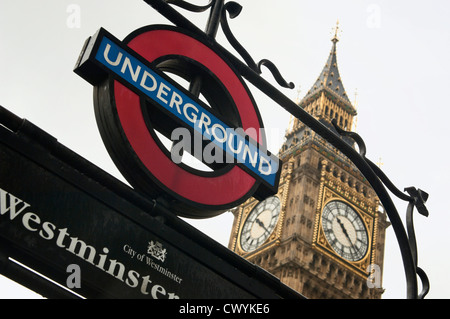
[321,200,369,262]
[240,196,281,253]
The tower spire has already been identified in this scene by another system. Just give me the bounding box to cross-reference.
[299,21,355,114]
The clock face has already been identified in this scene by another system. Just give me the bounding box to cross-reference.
[321,200,369,262]
[240,196,281,252]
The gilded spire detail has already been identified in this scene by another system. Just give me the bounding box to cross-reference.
[331,19,341,43]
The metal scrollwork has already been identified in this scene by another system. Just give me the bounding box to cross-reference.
[404,187,430,299]
[163,0,295,89]
[220,2,257,70]
[257,59,295,90]
[220,2,294,88]
[165,0,214,12]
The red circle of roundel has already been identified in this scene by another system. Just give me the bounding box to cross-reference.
[113,27,263,213]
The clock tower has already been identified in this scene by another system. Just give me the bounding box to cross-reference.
[228,30,390,299]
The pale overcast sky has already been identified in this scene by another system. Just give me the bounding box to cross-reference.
[1,0,449,299]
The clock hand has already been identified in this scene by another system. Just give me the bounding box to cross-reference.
[336,217,349,236]
[255,218,270,234]
[337,217,356,249]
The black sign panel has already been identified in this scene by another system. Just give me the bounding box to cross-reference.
[0,108,302,299]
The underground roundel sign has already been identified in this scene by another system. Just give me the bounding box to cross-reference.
[74,25,281,218]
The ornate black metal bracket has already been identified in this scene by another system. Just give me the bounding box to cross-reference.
[161,0,294,89]
[144,0,430,299]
